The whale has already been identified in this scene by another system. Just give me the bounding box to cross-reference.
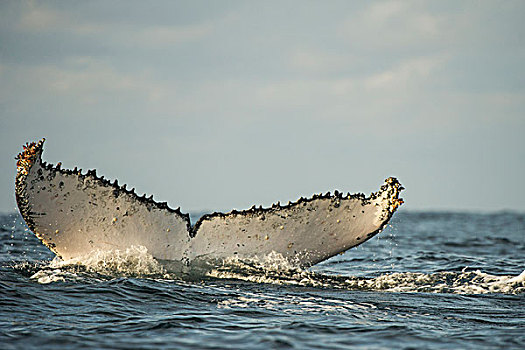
[15,139,404,268]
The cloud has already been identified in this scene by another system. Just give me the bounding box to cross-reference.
[16,2,64,31]
[364,0,440,35]
[13,1,216,49]
[288,49,359,74]
[0,57,177,120]
[68,22,214,49]
[339,0,448,50]
[363,54,449,90]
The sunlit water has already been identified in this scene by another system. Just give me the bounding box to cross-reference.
[1,211,524,349]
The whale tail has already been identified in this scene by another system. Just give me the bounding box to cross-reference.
[15,139,404,267]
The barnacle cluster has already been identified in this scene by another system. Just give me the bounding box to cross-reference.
[15,138,46,176]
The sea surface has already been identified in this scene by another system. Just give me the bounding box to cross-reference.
[1,211,524,349]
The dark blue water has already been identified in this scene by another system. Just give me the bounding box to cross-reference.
[1,211,524,349]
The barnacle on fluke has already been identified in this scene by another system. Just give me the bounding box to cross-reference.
[15,139,404,267]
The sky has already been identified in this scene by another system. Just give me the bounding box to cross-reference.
[1,0,524,214]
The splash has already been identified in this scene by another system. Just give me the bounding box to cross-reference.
[14,243,524,294]
[22,247,524,294]
[29,245,168,284]
[206,252,329,287]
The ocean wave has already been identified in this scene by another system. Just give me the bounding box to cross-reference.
[207,255,525,295]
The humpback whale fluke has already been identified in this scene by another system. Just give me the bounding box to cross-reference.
[15,139,404,267]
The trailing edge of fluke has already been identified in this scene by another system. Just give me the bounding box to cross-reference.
[15,139,404,267]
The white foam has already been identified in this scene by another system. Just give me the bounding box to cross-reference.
[217,291,374,314]
[342,269,525,294]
